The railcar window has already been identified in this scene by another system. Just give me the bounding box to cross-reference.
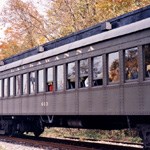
[4,78,8,97]
[125,47,138,80]
[47,68,53,92]
[93,56,103,86]
[0,80,2,97]
[67,62,75,89]
[143,44,150,78]
[38,70,44,92]
[79,59,88,88]
[16,75,21,96]
[23,74,28,95]
[57,65,64,91]
[10,77,14,96]
[108,52,120,83]
[29,72,36,94]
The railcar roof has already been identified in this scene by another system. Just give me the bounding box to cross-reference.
[2,5,150,65]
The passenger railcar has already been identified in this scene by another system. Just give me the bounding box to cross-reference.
[0,5,150,149]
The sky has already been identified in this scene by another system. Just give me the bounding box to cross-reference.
[0,0,7,12]
[0,0,7,40]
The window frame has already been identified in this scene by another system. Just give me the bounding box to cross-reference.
[29,71,36,94]
[66,62,76,90]
[15,75,21,96]
[22,73,28,95]
[9,76,14,97]
[92,56,103,87]
[37,69,44,93]
[107,51,120,84]
[56,64,64,91]
[46,67,54,92]
[143,44,150,80]
[4,78,8,97]
[124,47,139,82]
[79,59,89,88]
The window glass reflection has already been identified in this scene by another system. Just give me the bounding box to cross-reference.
[125,47,138,80]
[4,78,8,97]
[16,75,21,96]
[30,72,35,94]
[79,59,88,88]
[144,44,150,78]
[57,65,64,91]
[10,77,14,96]
[47,68,53,92]
[67,62,75,89]
[93,56,103,86]
[23,74,28,95]
[38,70,44,92]
[108,52,120,83]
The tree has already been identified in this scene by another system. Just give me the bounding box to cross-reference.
[0,0,50,59]
[46,0,150,38]
[46,0,101,38]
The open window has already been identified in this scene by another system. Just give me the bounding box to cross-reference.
[23,73,28,95]
[29,72,35,94]
[4,78,8,97]
[38,70,44,93]
[47,67,53,92]
[108,52,120,83]
[143,44,150,78]
[10,77,14,96]
[57,65,64,91]
[67,62,75,89]
[124,47,138,80]
[79,59,88,88]
[16,75,21,96]
[93,56,103,86]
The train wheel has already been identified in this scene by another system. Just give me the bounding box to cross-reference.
[138,124,150,150]
[33,118,44,137]
[7,125,14,136]
[33,130,42,137]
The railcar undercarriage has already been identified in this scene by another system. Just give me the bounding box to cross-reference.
[0,115,150,149]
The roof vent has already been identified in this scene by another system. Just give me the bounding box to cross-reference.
[38,46,44,53]
[0,61,4,66]
[101,22,112,31]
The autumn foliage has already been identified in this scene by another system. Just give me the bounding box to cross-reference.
[0,0,150,59]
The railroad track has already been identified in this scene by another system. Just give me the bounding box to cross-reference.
[0,135,143,150]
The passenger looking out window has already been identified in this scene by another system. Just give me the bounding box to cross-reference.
[146,65,150,78]
[79,59,88,88]
[125,47,138,80]
[47,68,53,92]
[67,62,75,89]
[46,68,54,92]
[108,52,120,83]
[48,82,53,91]
[30,72,35,94]
[143,44,150,78]
[93,56,103,86]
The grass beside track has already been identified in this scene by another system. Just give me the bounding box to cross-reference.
[40,128,142,143]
